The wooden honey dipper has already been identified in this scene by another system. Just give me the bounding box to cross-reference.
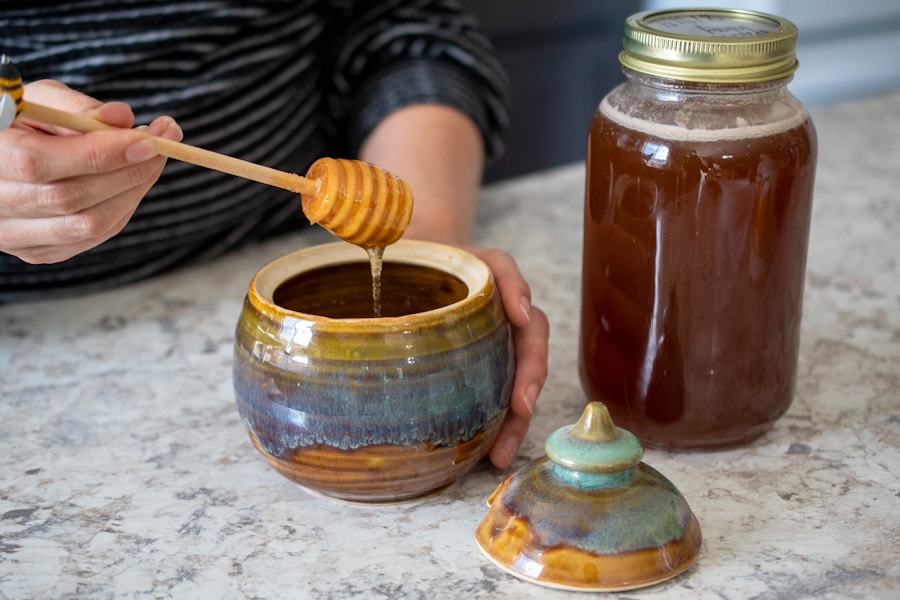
[0,56,413,249]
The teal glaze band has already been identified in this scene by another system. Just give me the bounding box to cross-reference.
[550,464,636,489]
[545,423,643,474]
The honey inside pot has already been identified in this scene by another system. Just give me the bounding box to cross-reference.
[273,261,467,319]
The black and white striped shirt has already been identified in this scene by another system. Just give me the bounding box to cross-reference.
[0,0,509,301]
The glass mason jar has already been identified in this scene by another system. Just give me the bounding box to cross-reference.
[579,8,817,449]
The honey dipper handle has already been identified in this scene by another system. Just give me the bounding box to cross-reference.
[18,102,318,196]
[153,137,317,195]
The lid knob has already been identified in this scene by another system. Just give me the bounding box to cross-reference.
[545,402,643,475]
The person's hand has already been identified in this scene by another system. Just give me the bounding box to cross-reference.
[0,79,183,264]
[469,247,550,470]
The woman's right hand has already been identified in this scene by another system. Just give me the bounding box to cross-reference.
[0,79,182,264]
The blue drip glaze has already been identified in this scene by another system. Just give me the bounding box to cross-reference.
[507,459,693,554]
[233,322,513,454]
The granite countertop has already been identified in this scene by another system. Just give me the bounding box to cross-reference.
[2,92,898,600]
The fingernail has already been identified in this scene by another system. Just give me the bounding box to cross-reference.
[126,138,158,162]
[518,297,532,324]
[523,383,539,416]
[163,117,183,141]
[500,437,520,467]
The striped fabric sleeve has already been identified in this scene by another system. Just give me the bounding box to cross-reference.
[0,0,509,301]
[326,0,509,162]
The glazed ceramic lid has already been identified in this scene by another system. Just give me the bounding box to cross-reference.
[474,402,701,591]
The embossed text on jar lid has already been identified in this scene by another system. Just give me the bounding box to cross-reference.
[620,8,799,83]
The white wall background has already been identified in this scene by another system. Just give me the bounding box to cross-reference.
[642,0,900,108]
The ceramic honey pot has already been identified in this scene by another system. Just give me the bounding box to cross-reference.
[475,402,701,591]
[233,239,513,502]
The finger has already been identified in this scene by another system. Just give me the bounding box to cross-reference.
[488,411,531,470]
[88,101,137,129]
[0,126,159,187]
[146,115,184,142]
[487,306,549,470]
[0,140,166,220]
[468,247,533,327]
[0,185,144,263]
[9,208,136,265]
[510,305,549,419]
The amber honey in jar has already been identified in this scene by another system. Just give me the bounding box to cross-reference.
[579,8,817,449]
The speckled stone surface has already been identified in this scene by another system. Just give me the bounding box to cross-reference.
[2,92,899,599]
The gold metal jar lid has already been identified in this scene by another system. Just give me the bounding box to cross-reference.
[620,8,799,83]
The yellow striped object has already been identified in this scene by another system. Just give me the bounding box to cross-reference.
[0,55,24,115]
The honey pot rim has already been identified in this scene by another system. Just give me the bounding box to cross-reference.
[247,239,495,327]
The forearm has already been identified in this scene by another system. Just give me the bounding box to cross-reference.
[357,103,484,246]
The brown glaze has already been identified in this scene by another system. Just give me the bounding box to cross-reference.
[250,412,505,503]
[476,506,701,591]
